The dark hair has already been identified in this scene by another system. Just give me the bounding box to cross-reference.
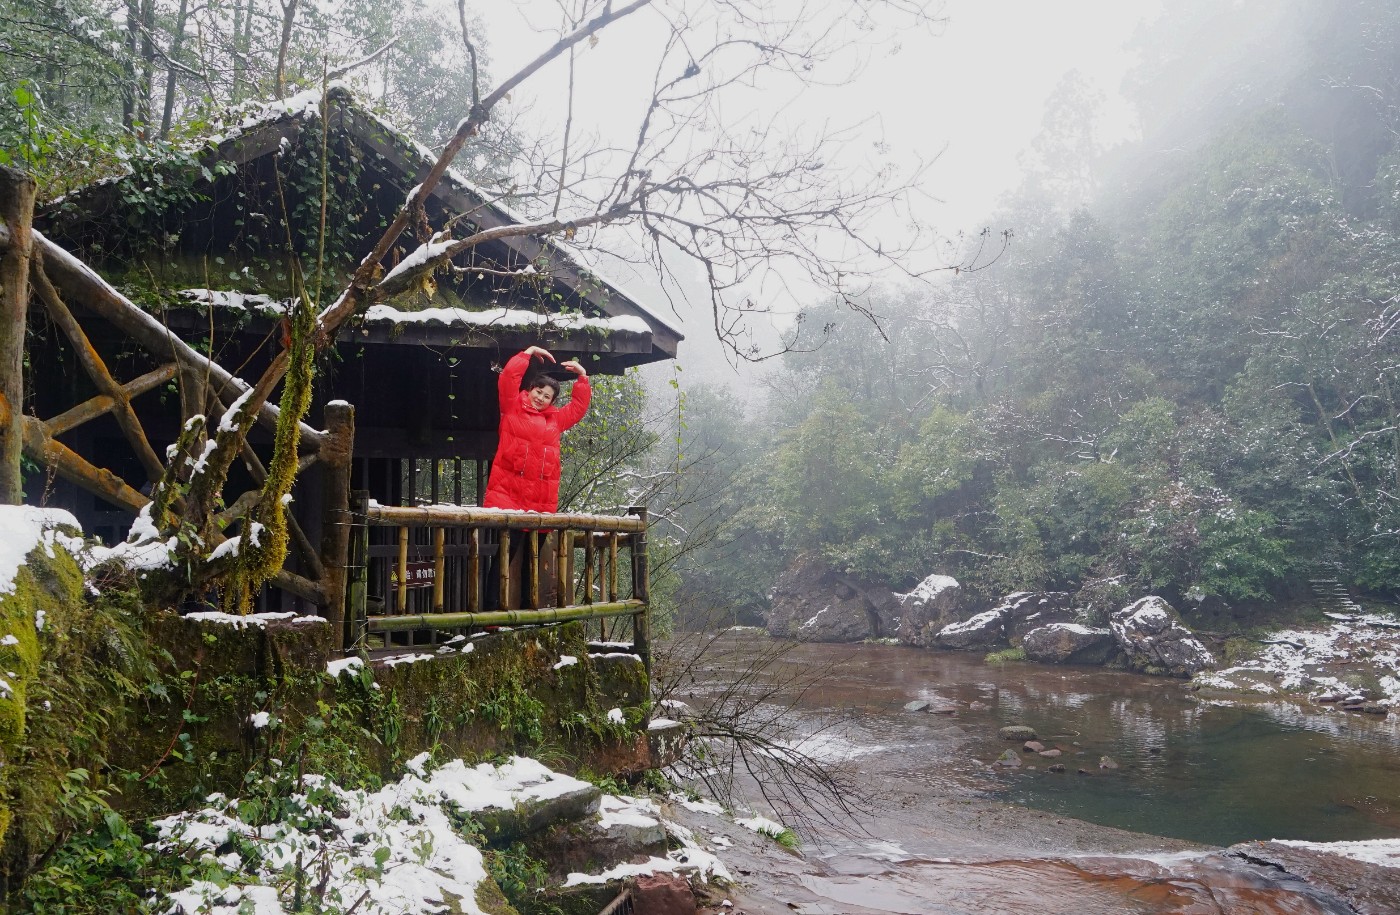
[524,373,561,399]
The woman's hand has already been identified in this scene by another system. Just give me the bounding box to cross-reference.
[524,345,556,362]
[560,359,587,378]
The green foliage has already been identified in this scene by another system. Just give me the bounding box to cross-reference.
[657,5,1400,620]
[484,843,551,903]
[477,676,546,746]
[18,804,219,914]
[984,646,1026,664]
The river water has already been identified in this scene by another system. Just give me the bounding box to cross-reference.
[669,635,1400,914]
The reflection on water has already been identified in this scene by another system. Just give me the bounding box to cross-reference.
[678,636,1398,914]
[692,639,1400,847]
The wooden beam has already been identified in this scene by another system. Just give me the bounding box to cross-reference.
[31,257,166,482]
[0,166,36,503]
[364,502,646,533]
[270,568,325,605]
[45,363,178,438]
[365,599,645,633]
[20,416,147,514]
[30,229,325,452]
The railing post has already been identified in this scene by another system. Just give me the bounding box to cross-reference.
[583,530,595,605]
[628,506,650,675]
[608,533,619,602]
[0,165,36,504]
[467,528,481,612]
[499,528,513,611]
[526,530,540,609]
[432,525,445,613]
[348,490,370,652]
[396,525,409,612]
[555,529,570,609]
[320,401,354,650]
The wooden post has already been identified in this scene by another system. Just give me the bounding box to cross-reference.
[396,524,409,612]
[628,506,650,675]
[583,530,595,605]
[555,529,570,609]
[0,166,35,503]
[432,525,445,613]
[525,530,540,609]
[347,490,369,651]
[320,401,354,650]
[467,527,481,612]
[499,528,512,611]
[608,533,619,602]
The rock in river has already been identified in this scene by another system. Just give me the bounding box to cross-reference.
[999,725,1037,741]
[896,573,962,647]
[1021,622,1116,665]
[1111,596,1216,677]
[936,607,1009,649]
[765,555,900,641]
[1002,591,1074,646]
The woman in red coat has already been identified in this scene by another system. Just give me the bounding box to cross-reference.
[484,345,591,512]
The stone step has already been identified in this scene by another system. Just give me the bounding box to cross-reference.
[475,780,603,846]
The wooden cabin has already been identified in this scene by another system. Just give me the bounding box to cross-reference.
[20,87,680,651]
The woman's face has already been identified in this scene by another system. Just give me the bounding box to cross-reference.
[529,384,557,410]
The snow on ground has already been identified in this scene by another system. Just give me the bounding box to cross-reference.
[1194,613,1400,707]
[157,755,737,912]
[735,815,788,838]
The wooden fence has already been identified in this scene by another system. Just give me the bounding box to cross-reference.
[346,496,651,669]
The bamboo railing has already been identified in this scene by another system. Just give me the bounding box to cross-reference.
[347,495,651,670]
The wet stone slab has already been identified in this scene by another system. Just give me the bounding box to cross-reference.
[1228,840,1400,915]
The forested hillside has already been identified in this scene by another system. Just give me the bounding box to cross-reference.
[667,0,1400,623]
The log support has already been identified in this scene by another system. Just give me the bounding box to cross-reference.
[0,166,35,503]
[320,401,354,649]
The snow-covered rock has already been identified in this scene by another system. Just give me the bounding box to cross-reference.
[1111,596,1215,677]
[1002,591,1075,646]
[1021,623,1116,665]
[895,573,961,647]
[935,607,1009,650]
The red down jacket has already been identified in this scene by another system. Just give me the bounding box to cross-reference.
[483,350,591,513]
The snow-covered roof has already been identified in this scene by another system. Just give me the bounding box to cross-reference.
[212,86,682,348]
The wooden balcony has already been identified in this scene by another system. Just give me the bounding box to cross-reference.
[346,495,651,670]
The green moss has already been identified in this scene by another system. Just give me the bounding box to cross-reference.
[474,875,524,915]
[1,544,158,882]
[984,646,1026,664]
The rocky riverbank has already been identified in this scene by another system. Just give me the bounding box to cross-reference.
[764,556,1400,716]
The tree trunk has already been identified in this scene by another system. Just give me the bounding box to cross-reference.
[274,0,299,100]
[0,166,36,504]
[137,0,156,132]
[123,0,140,128]
[159,0,191,138]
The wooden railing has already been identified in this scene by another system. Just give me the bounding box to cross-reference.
[346,493,651,668]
